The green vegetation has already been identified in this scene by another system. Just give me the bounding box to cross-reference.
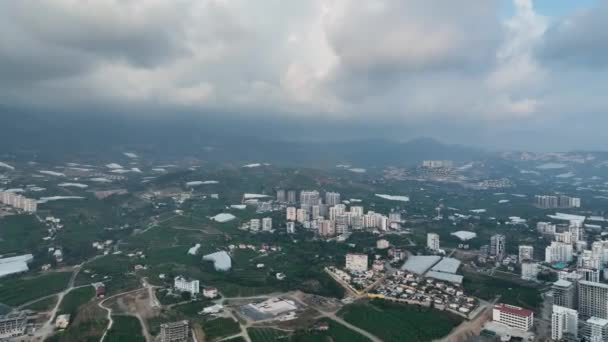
[75,255,139,295]
[463,271,542,309]
[59,287,94,316]
[105,315,145,342]
[248,327,290,342]
[338,300,463,342]
[224,338,247,342]
[0,271,71,307]
[22,295,58,312]
[0,215,49,254]
[292,318,371,342]
[202,317,241,341]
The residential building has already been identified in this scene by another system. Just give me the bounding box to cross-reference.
[203,287,218,298]
[518,245,534,262]
[521,262,539,281]
[492,303,534,331]
[422,160,453,168]
[174,276,199,295]
[311,205,321,220]
[296,209,308,223]
[490,234,506,261]
[555,232,573,244]
[318,220,335,237]
[286,221,295,234]
[545,242,573,263]
[583,317,608,342]
[578,268,601,283]
[345,253,368,273]
[287,190,296,204]
[325,192,341,206]
[276,189,286,203]
[351,215,363,230]
[0,312,26,339]
[551,305,578,341]
[0,191,37,213]
[286,207,296,221]
[160,320,189,342]
[579,281,608,319]
[262,217,272,231]
[427,233,440,251]
[534,195,581,209]
[388,211,401,223]
[300,190,320,210]
[350,206,364,217]
[537,221,556,234]
[553,279,576,309]
[250,219,261,231]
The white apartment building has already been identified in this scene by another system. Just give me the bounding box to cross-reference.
[174,276,199,295]
[296,209,308,223]
[518,245,534,262]
[299,190,320,210]
[286,222,295,234]
[345,253,368,273]
[584,317,608,342]
[262,217,272,231]
[521,262,539,281]
[551,305,578,341]
[250,219,260,231]
[350,206,364,217]
[325,192,341,206]
[427,233,440,251]
[579,281,608,319]
[545,242,573,263]
[286,207,296,221]
[492,303,534,331]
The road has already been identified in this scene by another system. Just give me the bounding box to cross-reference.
[98,287,148,342]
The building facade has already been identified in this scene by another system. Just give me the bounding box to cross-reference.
[492,303,534,331]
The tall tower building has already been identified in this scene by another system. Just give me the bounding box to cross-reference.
[325,192,341,206]
[287,190,297,204]
[578,281,608,319]
[427,233,440,251]
[552,280,576,309]
[276,189,286,203]
[551,305,578,341]
[300,191,320,210]
[490,234,506,261]
[518,245,534,262]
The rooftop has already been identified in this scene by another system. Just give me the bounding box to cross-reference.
[494,303,533,317]
[401,255,442,275]
[552,279,572,288]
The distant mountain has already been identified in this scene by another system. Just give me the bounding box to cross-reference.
[0,108,483,166]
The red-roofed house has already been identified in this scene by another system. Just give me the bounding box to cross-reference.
[492,303,534,331]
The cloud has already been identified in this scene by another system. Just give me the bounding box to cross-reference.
[537,1,608,67]
[0,0,606,149]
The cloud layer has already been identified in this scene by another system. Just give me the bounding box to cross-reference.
[0,0,606,149]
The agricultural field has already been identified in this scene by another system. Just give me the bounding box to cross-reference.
[75,255,139,295]
[105,315,145,342]
[21,295,58,312]
[463,271,542,309]
[338,300,463,342]
[0,215,49,255]
[292,318,371,342]
[59,286,95,316]
[202,317,242,341]
[0,271,72,307]
[248,327,290,342]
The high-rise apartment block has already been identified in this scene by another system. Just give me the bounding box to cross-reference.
[579,281,608,319]
[427,233,440,251]
[551,305,578,341]
[518,245,534,262]
[325,192,341,206]
[490,234,506,261]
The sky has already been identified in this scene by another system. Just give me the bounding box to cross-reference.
[0,0,606,151]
